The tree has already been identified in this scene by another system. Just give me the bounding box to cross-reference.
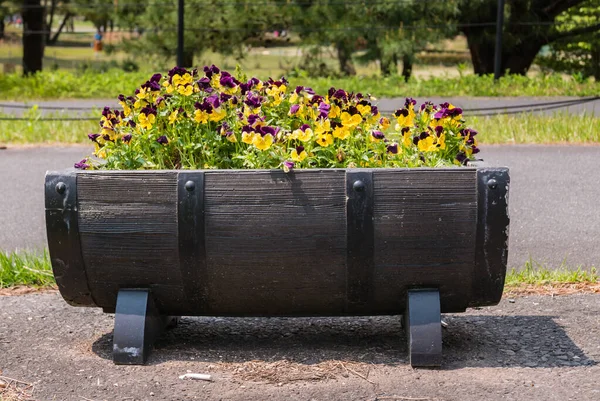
[118,0,288,68]
[538,1,600,80]
[292,0,458,79]
[22,0,45,74]
[458,0,600,76]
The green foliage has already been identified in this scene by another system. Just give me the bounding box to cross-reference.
[0,69,149,99]
[536,0,600,80]
[0,250,55,288]
[3,69,598,100]
[117,0,290,66]
[506,258,598,286]
[292,0,459,77]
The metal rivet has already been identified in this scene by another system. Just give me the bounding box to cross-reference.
[185,180,195,191]
[55,182,66,194]
[353,180,365,192]
[487,178,498,189]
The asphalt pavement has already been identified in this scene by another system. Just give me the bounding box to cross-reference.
[1,144,599,269]
[1,96,599,117]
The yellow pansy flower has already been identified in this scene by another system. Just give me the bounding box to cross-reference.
[119,101,131,117]
[138,113,155,130]
[340,112,362,128]
[253,134,274,151]
[194,110,209,124]
[168,110,179,124]
[209,108,227,122]
[136,87,148,100]
[403,130,412,148]
[379,117,390,130]
[178,85,193,96]
[357,104,371,116]
[332,126,350,140]
[291,149,308,162]
[316,133,333,147]
[315,119,331,135]
[418,135,437,152]
[328,104,341,119]
[242,132,255,144]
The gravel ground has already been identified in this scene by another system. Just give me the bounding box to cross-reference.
[0,292,598,401]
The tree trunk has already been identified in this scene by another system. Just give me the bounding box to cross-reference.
[48,12,72,45]
[22,0,46,75]
[44,0,57,44]
[463,28,496,75]
[592,43,600,81]
[335,42,356,76]
[380,52,399,76]
[182,50,194,68]
[402,53,413,81]
[0,19,5,40]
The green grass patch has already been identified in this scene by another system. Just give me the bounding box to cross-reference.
[0,250,55,289]
[472,112,600,144]
[1,69,598,100]
[0,107,98,144]
[505,258,598,286]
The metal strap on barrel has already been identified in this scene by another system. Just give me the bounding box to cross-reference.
[177,171,209,313]
[345,170,375,313]
[45,171,95,306]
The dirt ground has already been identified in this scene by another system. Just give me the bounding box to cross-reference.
[0,292,599,401]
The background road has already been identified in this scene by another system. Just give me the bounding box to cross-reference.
[1,96,599,117]
[1,144,599,269]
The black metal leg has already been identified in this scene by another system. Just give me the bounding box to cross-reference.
[112,289,176,365]
[405,289,442,368]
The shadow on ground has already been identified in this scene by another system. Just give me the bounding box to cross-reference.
[91,314,596,369]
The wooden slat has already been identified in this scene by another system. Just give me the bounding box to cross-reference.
[204,170,347,315]
[372,169,478,312]
[77,172,185,309]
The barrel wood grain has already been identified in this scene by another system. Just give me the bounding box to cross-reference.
[77,172,185,312]
[372,169,478,312]
[204,170,347,315]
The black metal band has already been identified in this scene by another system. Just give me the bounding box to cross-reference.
[45,171,95,307]
[345,170,374,312]
[472,167,510,306]
[177,171,208,314]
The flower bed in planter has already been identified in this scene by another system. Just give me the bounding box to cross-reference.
[46,65,509,368]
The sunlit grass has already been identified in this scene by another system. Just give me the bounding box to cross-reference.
[472,112,600,144]
[0,250,55,289]
[505,258,598,286]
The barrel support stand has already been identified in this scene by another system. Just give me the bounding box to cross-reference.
[404,289,442,368]
[113,289,178,365]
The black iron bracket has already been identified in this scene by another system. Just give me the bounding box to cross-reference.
[345,170,374,313]
[405,288,442,368]
[112,289,177,365]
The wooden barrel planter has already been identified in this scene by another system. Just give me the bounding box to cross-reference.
[45,167,509,367]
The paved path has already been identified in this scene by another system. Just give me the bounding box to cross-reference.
[1,96,599,117]
[1,145,599,269]
[0,292,598,400]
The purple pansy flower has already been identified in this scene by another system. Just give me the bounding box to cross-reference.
[206,94,221,109]
[456,152,469,165]
[387,143,399,154]
[405,98,417,108]
[372,131,385,140]
[150,73,162,83]
[434,126,444,137]
[283,160,294,171]
[318,102,331,119]
[88,133,100,143]
[74,158,89,169]
[289,104,300,115]
[122,134,132,143]
[244,92,263,108]
[156,136,168,145]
